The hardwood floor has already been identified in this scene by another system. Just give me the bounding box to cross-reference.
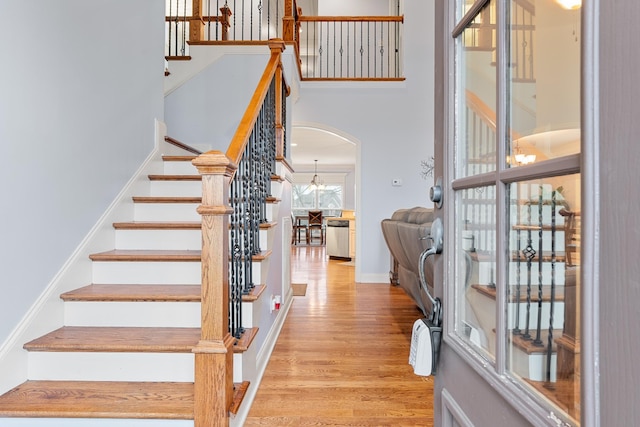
[245,245,434,426]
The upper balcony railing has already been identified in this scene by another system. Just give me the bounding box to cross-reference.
[296,15,404,80]
[165,0,405,80]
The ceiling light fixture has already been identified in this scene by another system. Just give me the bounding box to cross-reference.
[508,140,536,166]
[310,160,324,189]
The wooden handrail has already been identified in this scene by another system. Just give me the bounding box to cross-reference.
[465,89,498,134]
[226,39,288,165]
[298,15,404,23]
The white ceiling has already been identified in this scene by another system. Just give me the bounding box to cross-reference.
[290,126,356,168]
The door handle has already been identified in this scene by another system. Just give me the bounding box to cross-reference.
[419,217,443,320]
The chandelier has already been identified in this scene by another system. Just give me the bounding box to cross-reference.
[508,140,536,166]
[310,160,324,188]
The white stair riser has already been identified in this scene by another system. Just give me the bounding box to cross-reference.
[511,346,557,382]
[150,180,202,197]
[472,262,568,285]
[265,204,276,223]
[28,352,193,382]
[508,301,565,330]
[115,229,201,250]
[0,419,193,427]
[252,259,269,286]
[164,161,198,175]
[134,203,201,222]
[92,261,201,285]
[64,302,201,327]
[270,181,282,198]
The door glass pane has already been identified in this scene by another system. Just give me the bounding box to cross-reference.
[456,0,497,179]
[507,1,581,168]
[455,185,496,360]
[506,174,581,423]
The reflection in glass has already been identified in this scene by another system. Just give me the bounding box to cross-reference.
[507,1,581,168]
[456,0,497,179]
[506,175,581,423]
[455,185,496,359]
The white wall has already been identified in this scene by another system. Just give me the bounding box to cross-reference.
[164,52,272,150]
[294,0,435,282]
[0,0,165,345]
[318,0,392,16]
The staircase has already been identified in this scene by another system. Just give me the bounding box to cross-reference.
[0,142,282,425]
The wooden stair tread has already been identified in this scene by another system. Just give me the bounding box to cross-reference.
[259,221,278,230]
[468,250,566,263]
[243,285,266,302]
[472,284,565,302]
[234,327,259,353]
[24,326,200,353]
[148,174,201,181]
[89,249,201,262]
[162,155,197,162]
[132,196,201,203]
[265,196,280,204]
[229,381,250,415]
[251,250,272,262]
[61,284,202,302]
[0,380,194,419]
[509,328,563,354]
[61,284,265,303]
[166,55,193,61]
[112,221,201,230]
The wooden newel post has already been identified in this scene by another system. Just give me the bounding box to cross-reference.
[220,6,232,41]
[283,0,295,43]
[272,40,286,160]
[190,0,204,43]
[192,151,237,427]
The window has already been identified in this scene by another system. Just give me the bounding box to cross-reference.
[292,173,345,217]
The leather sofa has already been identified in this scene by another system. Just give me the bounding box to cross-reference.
[381,207,436,316]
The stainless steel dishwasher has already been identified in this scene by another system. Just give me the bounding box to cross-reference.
[326,219,350,260]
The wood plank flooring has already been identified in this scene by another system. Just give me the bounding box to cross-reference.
[245,245,434,426]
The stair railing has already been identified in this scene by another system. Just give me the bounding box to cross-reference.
[463,0,535,82]
[191,39,289,426]
[296,14,404,80]
[166,0,290,58]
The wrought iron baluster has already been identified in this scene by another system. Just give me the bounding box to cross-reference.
[373,22,377,77]
[359,22,364,78]
[319,23,323,78]
[326,20,330,77]
[367,21,371,78]
[230,168,243,338]
[380,22,385,77]
[340,22,344,78]
[546,190,558,382]
[181,0,186,56]
[533,192,544,346]
[168,0,173,56]
[522,198,536,340]
[333,21,336,78]
[513,195,522,335]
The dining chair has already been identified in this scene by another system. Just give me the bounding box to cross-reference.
[307,210,325,244]
[292,213,309,244]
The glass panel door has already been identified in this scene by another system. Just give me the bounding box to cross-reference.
[450,0,581,424]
